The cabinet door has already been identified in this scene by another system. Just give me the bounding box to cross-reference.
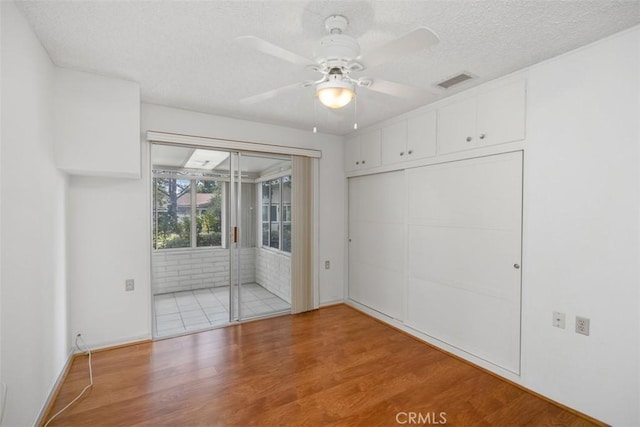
[344,135,361,172]
[477,81,526,147]
[359,129,381,169]
[437,97,477,155]
[407,110,437,160]
[381,120,408,165]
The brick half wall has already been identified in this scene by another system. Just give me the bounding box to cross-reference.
[152,247,257,294]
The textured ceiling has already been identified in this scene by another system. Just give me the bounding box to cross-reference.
[15,0,640,135]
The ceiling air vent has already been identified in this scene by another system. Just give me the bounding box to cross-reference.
[436,72,474,89]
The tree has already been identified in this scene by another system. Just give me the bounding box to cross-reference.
[196,180,223,246]
[153,178,191,248]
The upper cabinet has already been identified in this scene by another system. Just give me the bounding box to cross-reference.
[344,79,526,174]
[381,110,437,166]
[380,121,407,165]
[345,129,381,172]
[438,80,526,155]
[476,81,526,147]
[54,68,141,178]
[407,110,438,160]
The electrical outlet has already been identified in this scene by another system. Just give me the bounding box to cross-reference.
[324,260,330,269]
[575,316,590,336]
[125,279,135,292]
[552,311,566,329]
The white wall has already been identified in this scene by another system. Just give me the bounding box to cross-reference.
[54,68,141,178]
[0,2,70,425]
[522,28,639,425]
[68,171,152,349]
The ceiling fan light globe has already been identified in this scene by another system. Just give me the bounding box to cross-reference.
[316,80,355,109]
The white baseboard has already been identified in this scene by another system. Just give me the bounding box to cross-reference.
[79,333,152,353]
[34,350,74,426]
[319,299,344,308]
[344,299,522,383]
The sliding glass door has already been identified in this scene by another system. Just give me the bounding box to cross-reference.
[229,152,241,321]
[230,152,293,322]
[151,144,292,338]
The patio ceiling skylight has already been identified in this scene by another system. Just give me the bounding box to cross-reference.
[184,149,229,170]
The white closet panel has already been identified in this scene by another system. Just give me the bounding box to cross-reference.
[348,171,405,320]
[405,151,523,373]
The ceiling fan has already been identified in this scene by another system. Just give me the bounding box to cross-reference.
[237,15,439,110]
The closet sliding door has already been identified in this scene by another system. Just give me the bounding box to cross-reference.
[348,171,405,320]
[406,151,523,373]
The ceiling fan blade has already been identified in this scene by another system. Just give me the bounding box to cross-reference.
[362,78,434,100]
[357,27,439,69]
[239,81,311,105]
[236,36,313,66]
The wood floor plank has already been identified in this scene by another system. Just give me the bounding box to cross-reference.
[42,304,600,426]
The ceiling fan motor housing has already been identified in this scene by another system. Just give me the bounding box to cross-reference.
[315,34,360,64]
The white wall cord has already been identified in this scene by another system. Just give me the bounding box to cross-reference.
[43,335,93,427]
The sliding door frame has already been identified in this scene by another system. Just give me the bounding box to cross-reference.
[148,132,321,330]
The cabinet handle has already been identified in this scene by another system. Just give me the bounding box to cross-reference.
[400,151,404,156]
[356,161,360,165]
[362,160,366,164]
[408,150,413,155]
[466,136,473,142]
[479,133,486,140]
[513,263,520,269]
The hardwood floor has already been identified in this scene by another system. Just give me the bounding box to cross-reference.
[43,304,598,426]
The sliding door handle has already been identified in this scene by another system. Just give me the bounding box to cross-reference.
[233,227,238,243]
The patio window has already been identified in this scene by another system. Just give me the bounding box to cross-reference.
[261,175,291,253]
[153,177,223,250]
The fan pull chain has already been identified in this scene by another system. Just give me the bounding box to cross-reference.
[312,95,318,134]
[353,93,358,130]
